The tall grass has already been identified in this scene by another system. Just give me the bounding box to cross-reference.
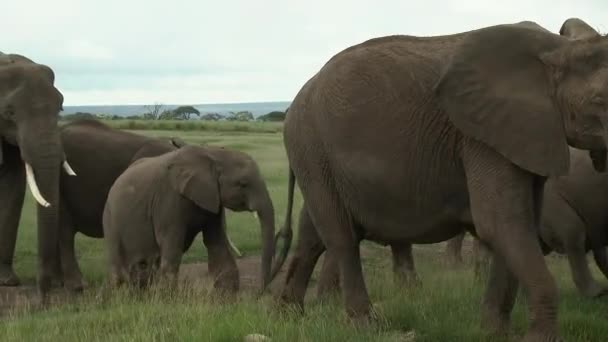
[1,127,606,341]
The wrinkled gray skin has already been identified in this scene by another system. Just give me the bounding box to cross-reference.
[452,148,608,298]
[314,19,597,299]
[0,52,67,301]
[0,119,241,292]
[103,145,275,292]
[270,18,608,341]
[537,148,608,297]
[446,19,608,297]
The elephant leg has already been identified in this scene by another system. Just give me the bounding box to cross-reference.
[444,233,465,266]
[481,253,519,335]
[58,202,84,292]
[203,210,239,295]
[316,250,341,299]
[463,144,559,341]
[281,205,326,311]
[0,144,25,286]
[391,242,421,287]
[108,250,127,288]
[158,225,186,289]
[299,185,370,319]
[564,241,607,298]
[592,248,608,281]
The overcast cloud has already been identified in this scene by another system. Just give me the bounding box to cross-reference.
[2,0,607,105]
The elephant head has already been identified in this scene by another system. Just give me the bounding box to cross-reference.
[0,53,75,295]
[167,145,275,290]
[558,18,608,172]
[436,18,608,177]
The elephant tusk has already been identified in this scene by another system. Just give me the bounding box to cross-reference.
[252,212,258,219]
[25,163,51,208]
[228,236,242,257]
[62,160,77,176]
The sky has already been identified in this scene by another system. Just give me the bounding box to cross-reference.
[2,0,607,106]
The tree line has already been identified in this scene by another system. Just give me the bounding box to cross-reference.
[60,105,287,122]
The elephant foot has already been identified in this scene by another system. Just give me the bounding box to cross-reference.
[212,268,239,296]
[0,266,20,286]
[347,304,384,329]
[522,328,562,342]
[64,275,85,293]
[581,284,608,298]
[481,308,511,338]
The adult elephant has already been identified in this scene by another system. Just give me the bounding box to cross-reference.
[0,52,74,300]
[270,18,608,341]
[309,19,580,296]
[1,119,241,291]
[444,17,608,276]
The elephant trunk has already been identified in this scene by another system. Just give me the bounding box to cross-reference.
[251,188,276,292]
[17,123,64,297]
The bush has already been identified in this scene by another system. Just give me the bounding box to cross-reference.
[257,111,286,122]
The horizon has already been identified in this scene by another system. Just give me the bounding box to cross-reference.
[63,99,292,107]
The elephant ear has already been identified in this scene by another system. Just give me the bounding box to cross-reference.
[167,149,220,213]
[559,18,600,40]
[435,24,570,177]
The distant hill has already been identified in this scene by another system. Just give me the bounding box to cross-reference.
[61,101,291,118]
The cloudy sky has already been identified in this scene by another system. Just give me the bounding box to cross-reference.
[3,0,607,105]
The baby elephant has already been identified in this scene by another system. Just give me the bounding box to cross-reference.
[102,145,276,293]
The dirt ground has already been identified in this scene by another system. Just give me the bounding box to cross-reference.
[0,239,482,318]
[0,252,301,318]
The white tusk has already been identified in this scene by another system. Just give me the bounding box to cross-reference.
[252,212,258,219]
[228,236,242,257]
[62,160,77,176]
[25,163,51,208]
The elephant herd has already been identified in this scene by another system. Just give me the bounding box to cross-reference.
[2,16,608,342]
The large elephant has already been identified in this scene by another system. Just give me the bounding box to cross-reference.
[103,145,276,292]
[537,148,608,297]
[0,52,74,300]
[312,19,583,296]
[270,18,608,341]
[0,119,240,291]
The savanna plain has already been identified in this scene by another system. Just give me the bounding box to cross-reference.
[1,121,607,341]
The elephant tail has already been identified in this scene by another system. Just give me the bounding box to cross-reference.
[269,166,295,281]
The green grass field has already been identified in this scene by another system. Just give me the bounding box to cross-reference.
[1,121,607,341]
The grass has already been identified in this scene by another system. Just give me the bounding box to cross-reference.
[2,121,607,341]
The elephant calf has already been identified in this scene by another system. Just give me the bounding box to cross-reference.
[102,145,276,292]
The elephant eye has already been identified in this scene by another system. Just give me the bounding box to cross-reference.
[238,180,248,188]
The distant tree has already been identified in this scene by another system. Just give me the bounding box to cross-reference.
[61,112,98,121]
[226,111,254,121]
[200,113,225,121]
[173,105,200,120]
[158,110,186,120]
[143,102,165,120]
[257,111,286,122]
[126,115,143,120]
